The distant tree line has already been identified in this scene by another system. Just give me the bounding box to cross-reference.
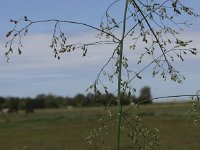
[0,86,152,113]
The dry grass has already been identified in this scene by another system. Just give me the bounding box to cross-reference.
[0,102,199,150]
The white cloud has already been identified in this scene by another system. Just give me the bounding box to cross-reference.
[1,29,199,71]
[0,30,199,98]
[1,32,118,72]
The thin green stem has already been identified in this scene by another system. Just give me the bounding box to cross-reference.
[116,0,128,150]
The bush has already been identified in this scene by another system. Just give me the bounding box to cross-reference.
[137,86,152,104]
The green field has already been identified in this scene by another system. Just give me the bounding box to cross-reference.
[0,102,199,150]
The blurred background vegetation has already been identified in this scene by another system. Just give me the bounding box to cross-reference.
[0,86,152,113]
[1,86,199,150]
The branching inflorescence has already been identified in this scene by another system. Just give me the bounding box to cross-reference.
[4,0,200,149]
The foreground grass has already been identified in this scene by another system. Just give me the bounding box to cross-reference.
[0,102,199,150]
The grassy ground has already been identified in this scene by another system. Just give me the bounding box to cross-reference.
[0,102,199,150]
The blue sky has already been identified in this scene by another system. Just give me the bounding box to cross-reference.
[0,0,200,102]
